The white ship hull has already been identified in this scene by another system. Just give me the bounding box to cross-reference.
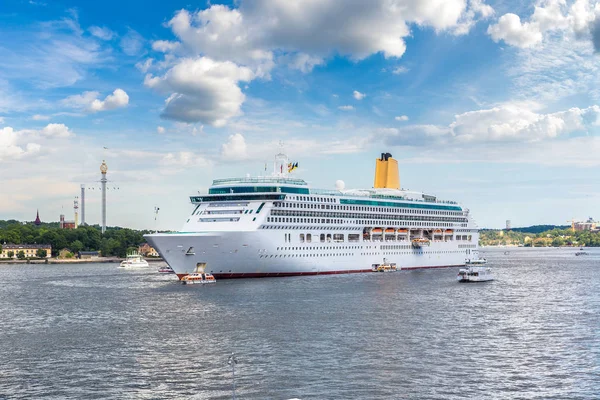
[145,151,480,280]
[145,230,468,279]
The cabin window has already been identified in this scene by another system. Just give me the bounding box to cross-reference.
[307,234,312,243]
[326,234,332,242]
[300,234,305,243]
[320,234,325,243]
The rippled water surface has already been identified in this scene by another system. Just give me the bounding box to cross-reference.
[1,248,599,399]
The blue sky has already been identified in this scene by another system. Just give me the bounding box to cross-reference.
[1,0,600,230]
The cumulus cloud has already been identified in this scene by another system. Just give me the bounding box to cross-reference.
[488,13,543,48]
[62,89,129,113]
[395,115,409,121]
[89,26,115,40]
[353,90,366,100]
[0,127,41,161]
[41,123,73,138]
[338,105,355,111]
[136,58,153,73]
[488,0,599,49]
[383,102,600,146]
[149,0,494,125]
[144,57,254,126]
[221,133,248,160]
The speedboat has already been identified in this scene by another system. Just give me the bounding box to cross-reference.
[158,265,175,273]
[119,252,149,268]
[457,266,493,282]
[181,272,216,285]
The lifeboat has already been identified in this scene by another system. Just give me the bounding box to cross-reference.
[411,238,431,248]
[372,228,383,234]
[181,272,216,285]
[385,228,395,233]
[434,229,442,233]
[445,229,454,234]
[397,229,408,234]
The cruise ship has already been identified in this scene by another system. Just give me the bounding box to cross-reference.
[145,152,480,280]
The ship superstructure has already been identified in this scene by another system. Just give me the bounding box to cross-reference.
[145,152,480,279]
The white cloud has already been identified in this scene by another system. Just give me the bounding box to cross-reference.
[41,123,73,138]
[157,126,165,134]
[383,102,600,146]
[392,66,409,74]
[152,40,180,53]
[287,53,324,73]
[62,89,129,113]
[0,127,41,161]
[488,13,543,48]
[395,115,409,121]
[145,57,254,126]
[221,133,248,160]
[135,58,153,73]
[120,28,145,56]
[150,1,494,125]
[89,26,115,40]
[32,114,51,121]
[338,105,355,111]
[353,90,366,100]
[488,0,599,49]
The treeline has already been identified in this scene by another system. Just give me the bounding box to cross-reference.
[480,228,600,247]
[0,220,152,257]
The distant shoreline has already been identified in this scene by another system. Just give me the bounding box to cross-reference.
[0,257,164,265]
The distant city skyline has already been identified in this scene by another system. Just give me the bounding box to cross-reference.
[1,0,600,230]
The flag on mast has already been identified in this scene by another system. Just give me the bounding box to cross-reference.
[288,162,298,173]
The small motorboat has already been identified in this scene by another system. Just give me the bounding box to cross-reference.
[575,251,588,256]
[457,266,493,283]
[466,258,487,265]
[181,272,216,285]
[158,265,175,273]
[372,258,397,272]
[119,252,149,268]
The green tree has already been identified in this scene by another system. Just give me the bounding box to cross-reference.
[70,240,84,253]
[7,251,14,259]
[552,237,565,247]
[17,250,25,259]
[36,249,47,258]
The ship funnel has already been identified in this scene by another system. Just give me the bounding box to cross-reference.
[374,152,400,189]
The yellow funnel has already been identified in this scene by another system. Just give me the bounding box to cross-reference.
[374,152,400,189]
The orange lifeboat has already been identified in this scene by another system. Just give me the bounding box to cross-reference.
[385,228,395,233]
[372,228,383,234]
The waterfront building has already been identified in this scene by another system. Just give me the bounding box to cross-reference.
[1,244,52,259]
[138,243,159,257]
[574,217,598,232]
[59,214,76,229]
[78,251,100,260]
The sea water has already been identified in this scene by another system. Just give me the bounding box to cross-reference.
[0,247,598,399]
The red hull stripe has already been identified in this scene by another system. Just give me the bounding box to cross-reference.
[175,265,463,280]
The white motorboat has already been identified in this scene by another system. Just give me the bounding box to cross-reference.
[119,252,149,268]
[465,258,487,265]
[457,266,493,282]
